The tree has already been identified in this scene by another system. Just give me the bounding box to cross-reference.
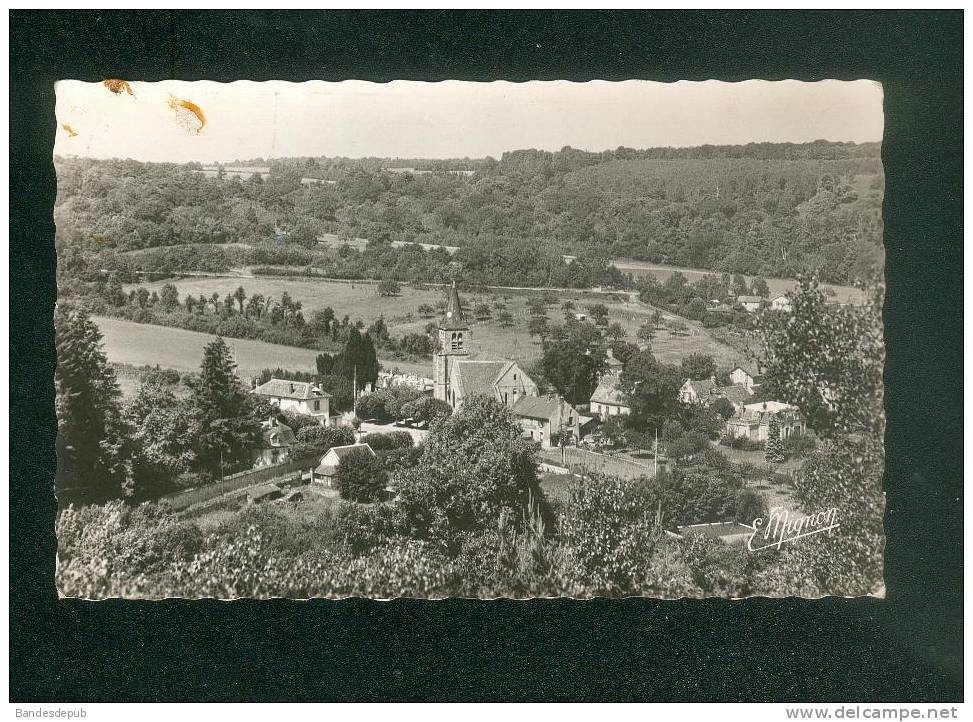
[526,297,547,316]
[290,424,355,461]
[417,303,436,318]
[135,287,150,308]
[187,337,263,477]
[527,316,549,339]
[497,310,515,327]
[731,274,749,296]
[605,322,626,341]
[233,286,247,313]
[734,488,768,525]
[473,302,492,320]
[636,323,655,343]
[55,304,134,503]
[586,303,609,326]
[127,378,200,498]
[539,321,606,405]
[315,352,334,376]
[159,283,180,310]
[317,373,354,411]
[619,349,683,433]
[333,327,380,388]
[759,277,883,437]
[764,414,785,463]
[681,353,716,380]
[335,448,388,503]
[246,293,265,319]
[396,396,544,547]
[377,279,401,297]
[750,277,770,297]
[710,396,737,421]
[599,414,626,447]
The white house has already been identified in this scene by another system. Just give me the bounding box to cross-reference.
[724,401,805,442]
[313,443,376,488]
[736,295,764,313]
[511,395,589,448]
[251,416,296,468]
[729,365,762,392]
[770,295,792,312]
[589,352,630,419]
[254,378,332,424]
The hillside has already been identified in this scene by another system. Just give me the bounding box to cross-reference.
[54,141,883,288]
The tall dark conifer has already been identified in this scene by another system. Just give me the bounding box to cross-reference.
[333,328,380,387]
[189,337,262,477]
[55,304,132,503]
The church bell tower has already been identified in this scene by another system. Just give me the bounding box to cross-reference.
[434,280,470,405]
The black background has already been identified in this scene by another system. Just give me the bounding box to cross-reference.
[9,11,963,702]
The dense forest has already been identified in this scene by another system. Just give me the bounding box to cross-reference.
[54,140,884,288]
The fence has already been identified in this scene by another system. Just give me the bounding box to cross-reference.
[539,447,655,481]
[159,456,320,512]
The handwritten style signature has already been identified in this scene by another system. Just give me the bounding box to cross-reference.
[748,506,840,552]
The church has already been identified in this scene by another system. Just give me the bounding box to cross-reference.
[433,282,537,410]
[431,282,589,447]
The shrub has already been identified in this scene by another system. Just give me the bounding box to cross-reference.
[734,488,768,525]
[719,434,765,451]
[783,430,817,458]
[363,431,414,451]
[400,396,451,424]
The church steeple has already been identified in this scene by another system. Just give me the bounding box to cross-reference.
[434,280,470,405]
[440,279,467,330]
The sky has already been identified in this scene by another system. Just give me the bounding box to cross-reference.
[54,79,884,163]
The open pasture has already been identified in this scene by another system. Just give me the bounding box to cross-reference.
[93,316,430,384]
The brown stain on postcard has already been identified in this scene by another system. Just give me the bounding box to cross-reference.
[102,79,134,96]
[61,123,78,138]
[167,97,206,135]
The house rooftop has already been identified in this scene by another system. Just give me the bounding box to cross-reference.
[254,378,330,401]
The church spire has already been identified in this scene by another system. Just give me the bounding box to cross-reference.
[441,279,467,330]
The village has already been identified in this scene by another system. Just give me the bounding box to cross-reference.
[199,278,811,546]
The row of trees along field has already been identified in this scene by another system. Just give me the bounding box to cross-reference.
[79,277,435,360]
[55,140,883,288]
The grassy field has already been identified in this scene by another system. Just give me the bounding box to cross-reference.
[127,276,746,371]
[612,259,866,305]
[93,316,431,385]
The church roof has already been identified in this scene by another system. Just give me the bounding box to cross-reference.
[440,281,468,330]
[453,360,506,399]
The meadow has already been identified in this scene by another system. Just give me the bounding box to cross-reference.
[93,315,430,386]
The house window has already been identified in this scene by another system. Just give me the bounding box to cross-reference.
[513,373,517,380]
[504,392,508,405]
[314,400,320,411]
[271,449,279,464]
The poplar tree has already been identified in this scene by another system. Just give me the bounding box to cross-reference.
[765,413,785,464]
